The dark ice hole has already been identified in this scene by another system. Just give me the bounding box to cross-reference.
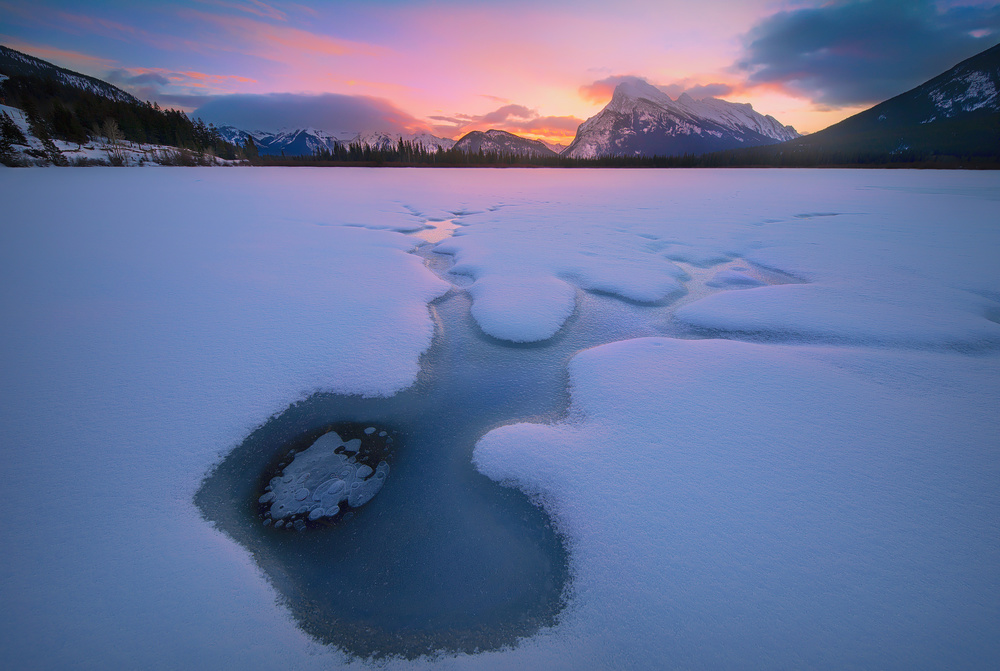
[197,290,650,660]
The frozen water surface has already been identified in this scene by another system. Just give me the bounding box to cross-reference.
[1,168,999,669]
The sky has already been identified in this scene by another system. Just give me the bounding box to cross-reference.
[1,0,999,143]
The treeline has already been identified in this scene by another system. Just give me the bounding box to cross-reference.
[0,73,241,159]
[250,140,999,169]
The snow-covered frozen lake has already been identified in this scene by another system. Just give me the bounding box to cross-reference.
[1,168,998,669]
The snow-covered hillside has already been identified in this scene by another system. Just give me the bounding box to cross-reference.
[1,103,233,166]
[0,44,140,105]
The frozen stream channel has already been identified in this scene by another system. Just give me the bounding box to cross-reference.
[197,225,797,658]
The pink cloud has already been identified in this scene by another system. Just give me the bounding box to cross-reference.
[194,0,288,22]
[180,9,381,60]
[430,102,583,143]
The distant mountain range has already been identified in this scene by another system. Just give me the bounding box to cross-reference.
[214,125,457,156]
[2,40,998,166]
[563,79,799,158]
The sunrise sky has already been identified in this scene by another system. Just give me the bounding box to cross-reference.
[2,0,998,143]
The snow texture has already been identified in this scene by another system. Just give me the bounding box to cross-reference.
[0,167,998,670]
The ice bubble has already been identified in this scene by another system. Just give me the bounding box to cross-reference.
[347,465,388,508]
[258,492,275,504]
[378,431,387,437]
[292,519,306,531]
[364,427,376,434]
[294,488,310,501]
[308,508,324,521]
[343,439,362,453]
[262,519,271,527]
[274,520,284,528]
[356,464,373,478]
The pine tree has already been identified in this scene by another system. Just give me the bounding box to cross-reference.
[242,136,258,160]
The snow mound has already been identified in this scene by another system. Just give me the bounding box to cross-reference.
[474,337,1000,669]
[468,275,577,342]
[437,215,686,342]
[676,282,1000,346]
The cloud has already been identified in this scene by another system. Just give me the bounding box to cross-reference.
[657,79,740,100]
[103,67,257,110]
[194,0,288,22]
[736,0,1000,107]
[107,69,171,88]
[579,75,647,103]
[580,75,738,104]
[193,93,430,134]
[179,9,380,61]
[428,102,584,142]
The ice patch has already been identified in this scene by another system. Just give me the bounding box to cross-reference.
[263,430,388,525]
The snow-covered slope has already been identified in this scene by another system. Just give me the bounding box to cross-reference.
[921,41,999,121]
[564,78,798,158]
[0,44,140,105]
[761,41,1000,159]
[1,102,232,166]
[453,129,557,158]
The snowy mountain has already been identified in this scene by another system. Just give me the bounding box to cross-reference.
[355,131,456,153]
[216,125,347,156]
[0,44,140,105]
[217,125,456,156]
[453,129,558,158]
[756,41,1000,160]
[563,78,798,158]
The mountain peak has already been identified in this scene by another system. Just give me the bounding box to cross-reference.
[565,80,799,159]
[453,129,557,158]
[612,78,674,106]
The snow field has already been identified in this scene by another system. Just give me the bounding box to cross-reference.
[472,338,1000,669]
[0,167,997,669]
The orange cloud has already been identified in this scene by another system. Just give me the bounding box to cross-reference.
[429,102,583,145]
